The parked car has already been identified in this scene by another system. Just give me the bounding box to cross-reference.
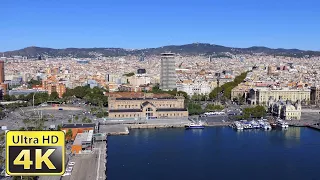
[66,166,73,172]
[62,172,71,176]
[68,162,75,166]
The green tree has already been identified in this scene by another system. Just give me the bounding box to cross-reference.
[28,78,42,86]
[73,86,90,98]
[123,72,135,77]
[3,94,10,101]
[241,105,266,119]
[0,132,5,142]
[209,71,248,100]
[205,104,224,111]
[68,119,72,123]
[10,95,17,101]
[49,92,59,100]
[57,124,62,131]
[66,129,73,140]
[188,102,203,115]
[177,91,189,99]
[18,94,25,100]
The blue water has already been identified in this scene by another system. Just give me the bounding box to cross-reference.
[107,127,320,180]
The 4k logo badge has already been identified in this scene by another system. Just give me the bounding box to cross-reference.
[6,131,65,176]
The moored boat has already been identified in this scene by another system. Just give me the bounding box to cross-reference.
[233,121,244,130]
[276,119,289,129]
[250,120,260,129]
[185,121,205,129]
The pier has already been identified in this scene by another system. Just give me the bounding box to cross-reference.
[60,140,107,180]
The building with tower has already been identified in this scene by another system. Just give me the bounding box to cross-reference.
[160,53,176,91]
[0,61,4,83]
[268,98,302,120]
[0,60,7,96]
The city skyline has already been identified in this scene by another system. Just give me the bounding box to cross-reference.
[1,0,320,51]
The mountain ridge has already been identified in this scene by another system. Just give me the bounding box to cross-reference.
[2,43,319,58]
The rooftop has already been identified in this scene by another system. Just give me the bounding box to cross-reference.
[73,130,93,145]
[106,92,173,99]
[62,123,95,129]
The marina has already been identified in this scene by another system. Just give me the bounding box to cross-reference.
[231,118,291,131]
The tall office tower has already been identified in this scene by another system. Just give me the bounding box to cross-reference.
[160,53,176,91]
[0,61,4,83]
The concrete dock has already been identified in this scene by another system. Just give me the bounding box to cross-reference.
[61,141,107,180]
[100,124,129,135]
[308,125,320,131]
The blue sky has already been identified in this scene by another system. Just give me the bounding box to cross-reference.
[0,0,319,51]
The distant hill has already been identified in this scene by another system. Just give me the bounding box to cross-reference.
[2,43,320,58]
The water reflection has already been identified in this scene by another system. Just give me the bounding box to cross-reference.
[284,127,301,140]
[190,129,203,135]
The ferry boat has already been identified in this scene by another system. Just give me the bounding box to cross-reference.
[185,121,205,129]
[276,119,289,129]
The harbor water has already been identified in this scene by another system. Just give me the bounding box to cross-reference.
[107,127,320,180]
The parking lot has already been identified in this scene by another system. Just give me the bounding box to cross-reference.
[0,105,92,131]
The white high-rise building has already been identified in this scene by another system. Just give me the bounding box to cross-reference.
[160,53,176,91]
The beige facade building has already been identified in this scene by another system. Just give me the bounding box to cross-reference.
[108,93,188,119]
[268,99,302,120]
[248,87,310,105]
[231,85,251,100]
[128,74,151,87]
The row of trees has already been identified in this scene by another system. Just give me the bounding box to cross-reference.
[209,72,248,100]
[91,107,108,118]
[236,106,267,120]
[150,85,188,99]
[3,92,59,103]
[63,86,108,107]
[4,85,108,107]
[188,103,225,115]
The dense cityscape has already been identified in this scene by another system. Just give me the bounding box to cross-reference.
[2,0,320,179]
[0,47,319,179]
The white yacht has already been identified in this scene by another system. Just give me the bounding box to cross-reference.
[233,121,244,130]
[250,120,260,129]
[185,121,205,129]
[276,119,289,128]
[240,120,252,129]
[261,122,272,130]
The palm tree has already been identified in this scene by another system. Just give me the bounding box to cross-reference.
[66,129,73,141]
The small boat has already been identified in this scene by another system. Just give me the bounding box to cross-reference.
[250,120,260,129]
[233,121,244,130]
[261,122,272,130]
[241,120,252,129]
[276,119,289,129]
[185,121,205,129]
